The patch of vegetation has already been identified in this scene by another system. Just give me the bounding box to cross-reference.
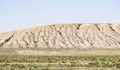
[0,55,120,68]
[0,48,120,69]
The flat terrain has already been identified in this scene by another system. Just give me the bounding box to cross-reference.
[1,48,120,56]
[0,48,120,70]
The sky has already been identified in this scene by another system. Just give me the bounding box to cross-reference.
[0,0,120,32]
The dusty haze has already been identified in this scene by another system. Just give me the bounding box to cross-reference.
[0,24,120,48]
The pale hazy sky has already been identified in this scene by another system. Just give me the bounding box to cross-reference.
[0,0,120,32]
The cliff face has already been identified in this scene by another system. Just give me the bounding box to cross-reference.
[1,24,120,48]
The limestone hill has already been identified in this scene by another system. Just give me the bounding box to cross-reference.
[0,24,120,48]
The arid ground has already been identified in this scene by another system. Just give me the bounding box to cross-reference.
[0,48,120,70]
[1,24,120,70]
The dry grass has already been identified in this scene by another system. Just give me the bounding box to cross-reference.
[14,48,120,56]
[0,48,120,69]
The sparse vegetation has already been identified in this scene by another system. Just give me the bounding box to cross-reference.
[0,48,120,69]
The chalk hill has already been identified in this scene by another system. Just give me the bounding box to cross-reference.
[1,24,120,48]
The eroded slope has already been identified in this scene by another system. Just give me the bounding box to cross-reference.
[0,24,120,48]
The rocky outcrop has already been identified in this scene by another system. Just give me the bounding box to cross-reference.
[1,24,120,48]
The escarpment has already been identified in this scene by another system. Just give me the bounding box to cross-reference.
[1,24,120,48]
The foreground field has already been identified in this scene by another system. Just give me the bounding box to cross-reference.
[0,48,120,70]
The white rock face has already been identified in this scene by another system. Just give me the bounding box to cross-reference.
[0,24,120,48]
